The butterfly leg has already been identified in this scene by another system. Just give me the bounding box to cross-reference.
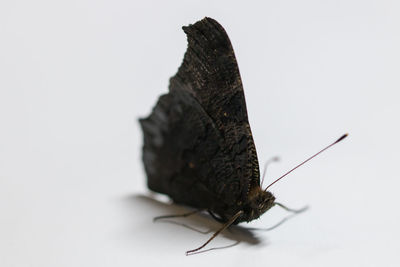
[274,202,309,213]
[186,210,243,255]
[153,209,205,222]
[246,203,308,231]
[260,156,280,188]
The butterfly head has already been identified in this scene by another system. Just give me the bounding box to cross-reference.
[242,187,275,222]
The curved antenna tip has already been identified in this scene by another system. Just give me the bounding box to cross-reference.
[335,133,348,144]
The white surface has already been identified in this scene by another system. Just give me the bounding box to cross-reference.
[1,0,399,266]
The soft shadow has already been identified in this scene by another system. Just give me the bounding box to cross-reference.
[186,240,240,256]
[121,193,266,251]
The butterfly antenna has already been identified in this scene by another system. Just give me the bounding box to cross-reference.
[264,133,348,191]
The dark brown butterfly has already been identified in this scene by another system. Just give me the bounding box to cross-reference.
[139,17,347,254]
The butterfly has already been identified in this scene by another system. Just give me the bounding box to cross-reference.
[139,17,347,255]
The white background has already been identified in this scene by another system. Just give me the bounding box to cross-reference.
[1,0,399,266]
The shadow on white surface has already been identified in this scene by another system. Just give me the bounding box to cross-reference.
[120,194,269,254]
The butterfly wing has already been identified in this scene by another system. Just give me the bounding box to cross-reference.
[140,88,236,215]
[170,18,261,197]
[140,18,260,220]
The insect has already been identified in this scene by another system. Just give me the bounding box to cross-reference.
[139,17,347,255]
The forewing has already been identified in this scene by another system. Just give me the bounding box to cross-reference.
[169,17,260,198]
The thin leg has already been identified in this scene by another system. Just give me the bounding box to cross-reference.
[248,212,299,231]
[186,210,243,255]
[246,203,308,232]
[274,202,309,213]
[153,209,204,222]
[260,156,280,188]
